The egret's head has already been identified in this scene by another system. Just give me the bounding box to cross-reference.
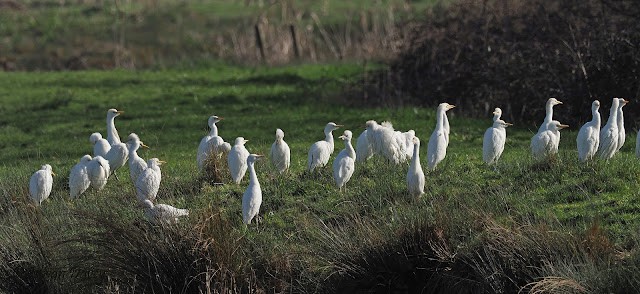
[618,98,629,107]
[247,154,264,164]
[548,98,563,106]
[339,130,353,141]
[107,108,123,118]
[275,128,285,139]
[493,108,502,116]
[234,137,248,146]
[221,142,232,153]
[412,136,421,146]
[42,164,55,176]
[407,130,416,137]
[140,199,154,209]
[80,155,92,163]
[439,103,456,111]
[365,120,378,130]
[127,133,140,143]
[208,115,223,127]
[325,122,343,132]
[89,132,102,144]
[148,158,166,167]
[592,100,600,109]
[550,121,569,131]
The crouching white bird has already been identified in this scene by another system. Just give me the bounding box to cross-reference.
[87,156,110,191]
[106,108,124,145]
[427,103,456,171]
[69,155,92,199]
[228,137,250,184]
[333,130,356,191]
[141,199,189,225]
[270,128,290,173]
[531,121,568,161]
[136,158,165,202]
[308,122,342,172]
[597,98,620,160]
[29,164,55,206]
[616,98,629,152]
[127,133,149,184]
[89,132,110,157]
[576,100,601,162]
[197,115,224,170]
[355,129,374,163]
[483,108,512,165]
[242,154,264,225]
[407,136,425,197]
[365,120,404,164]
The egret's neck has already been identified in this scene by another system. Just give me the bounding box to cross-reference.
[410,142,421,169]
[209,123,218,137]
[248,162,259,186]
[544,102,554,124]
[345,139,355,159]
[617,107,624,128]
[436,109,445,129]
[492,113,500,122]
[608,104,618,127]
[443,111,450,130]
[325,130,334,150]
[106,116,121,144]
[592,107,601,127]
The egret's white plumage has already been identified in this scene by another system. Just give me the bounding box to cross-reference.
[400,130,416,161]
[106,108,123,145]
[531,121,568,161]
[365,120,404,164]
[197,115,224,170]
[483,108,512,165]
[29,164,54,206]
[597,98,620,160]
[333,130,356,190]
[104,142,129,178]
[90,132,111,158]
[576,100,601,162]
[537,98,563,148]
[135,158,164,202]
[87,156,110,191]
[141,199,189,225]
[270,129,290,173]
[307,122,342,171]
[69,155,92,199]
[407,136,425,197]
[616,98,629,152]
[127,133,148,184]
[228,137,250,184]
[427,103,456,171]
[242,154,264,225]
[355,129,374,163]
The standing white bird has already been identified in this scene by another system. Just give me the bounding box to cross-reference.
[106,108,124,145]
[127,133,149,184]
[29,164,55,206]
[270,129,290,173]
[427,103,456,171]
[355,129,374,163]
[69,155,92,199]
[228,137,250,184]
[135,158,165,202]
[89,132,111,158]
[197,115,224,170]
[402,130,416,161]
[616,98,629,152]
[407,136,425,197]
[242,154,264,225]
[531,121,568,161]
[576,100,601,162]
[365,120,404,164]
[483,108,512,165]
[104,141,129,180]
[597,98,620,160]
[538,98,564,148]
[141,199,189,225]
[333,130,356,191]
[87,156,110,191]
[307,122,342,172]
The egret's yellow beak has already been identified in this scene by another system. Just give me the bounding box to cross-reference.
[117,110,124,115]
[159,160,167,164]
[51,171,56,176]
[141,143,150,149]
[559,124,569,129]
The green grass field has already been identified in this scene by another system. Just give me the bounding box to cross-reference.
[2,63,640,292]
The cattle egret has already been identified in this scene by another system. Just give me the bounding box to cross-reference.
[69,155,92,199]
[228,137,250,184]
[333,130,356,191]
[355,129,374,163]
[531,121,568,161]
[307,122,342,171]
[242,154,264,225]
[90,132,110,158]
[597,98,620,160]
[483,108,512,165]
[106,108,124,145]
[197,115,224,170]
[87,156,110,191]
[270,128,290,173]
[427,103,456,171]
[616,98,629,152]
[407,137,425,197]
[576,100,601,162]
[135,158,164,202]
[141,199,188,225]
[127,133,149,184]
[29,164,55,206]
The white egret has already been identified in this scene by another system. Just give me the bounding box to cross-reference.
[135,158,165,202]
[104,141,129,180]
[87,156,110,191]
[597,98,620,160]
[355,129,374,163]
[270,129,290,173]
[106,108,124,145]
[197,115,224,170]
[616,98,629,152]
[531,121,568,161]
[483,108,512,165]
[141,199,189,225]
[228,137,250,184]
[242,154,264,225]
[401,130,416,161]
[69,155,92,199]
[537,98,563,148]
[576,100,601,162]
[29,164,55,206]
[89,132,110,158]
[407,136,425,197]
[365,120,403,164]
[427,103,456,171]
[307,122,342,172]
[333,130,356,191]
[127,133,149,184]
